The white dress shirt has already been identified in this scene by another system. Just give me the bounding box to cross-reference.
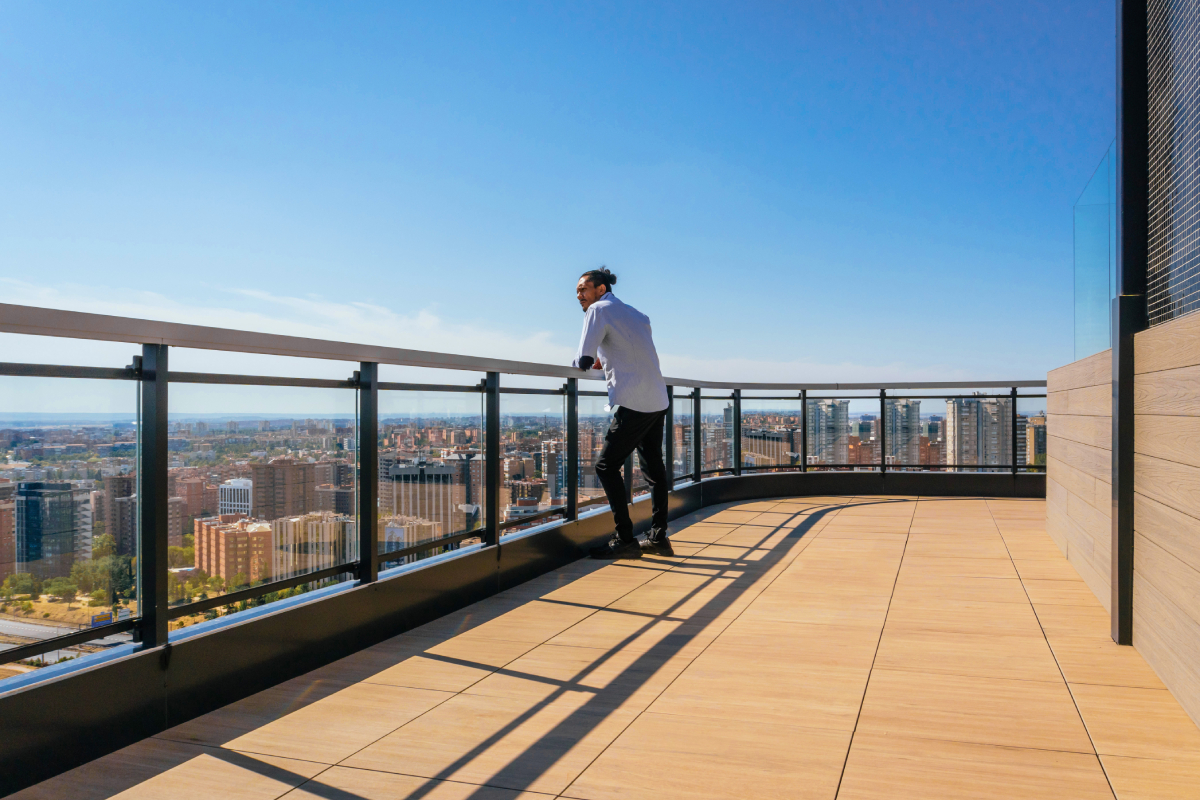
[573,292,670,413]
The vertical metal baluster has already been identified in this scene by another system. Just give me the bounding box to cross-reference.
[484,372,501,547]
[566,378,578,520]
[800,389,808,473]
[357,363,379,584]
[692,389,702,480]
[732,389,742,476]
[879,388,887,474]
[137,344,169,648]
[1010,386,1019,478]
[664,385,675,490]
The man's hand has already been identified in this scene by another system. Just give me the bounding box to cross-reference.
[578,355,595,371]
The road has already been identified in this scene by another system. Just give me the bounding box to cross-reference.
[0,616,133,663]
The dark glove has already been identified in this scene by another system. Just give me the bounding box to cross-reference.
[578,355,595,371]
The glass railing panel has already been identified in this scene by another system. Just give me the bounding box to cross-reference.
[700,397,735,473]
[805,396,879,470]
[1074,140,1116,360]
[1018,396,1048,473]
[165,382,358,629]
[378,388,484,564]
[0,375,139,677]
[740,398,804,471]
[875,393,1022,471]
[500,389,566,535]
[671,389,695,481]
[577,393,611,511]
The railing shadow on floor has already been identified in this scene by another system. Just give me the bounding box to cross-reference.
[16,496,950,800]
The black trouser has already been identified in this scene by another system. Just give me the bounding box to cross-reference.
[594,406,669,542]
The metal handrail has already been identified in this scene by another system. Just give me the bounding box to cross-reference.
[0,303,1046,390]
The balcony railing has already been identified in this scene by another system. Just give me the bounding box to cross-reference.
[0,302,1046,679]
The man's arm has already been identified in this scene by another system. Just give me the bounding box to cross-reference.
[573,305,606,370]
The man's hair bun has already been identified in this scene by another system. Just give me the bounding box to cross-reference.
[580,267,617,292]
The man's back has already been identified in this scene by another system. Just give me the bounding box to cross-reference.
[574,292,669,413]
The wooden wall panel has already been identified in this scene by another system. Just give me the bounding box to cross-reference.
[1047,351,1112,614]
[1132,310,1200,726]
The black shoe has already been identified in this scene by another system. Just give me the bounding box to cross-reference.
[641,528,674,556]
[589,535,643,560]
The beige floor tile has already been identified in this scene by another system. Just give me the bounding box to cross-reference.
[898,555,1018,578]
[545,609,722,656]
[1099,754,1200,800]
[905,534,1013,560]
[539,569,660,606]
[1034,603,1114,641]
[1013,558,1082,581]
[857,668,1094,752]
[739,588,892,627]
[701,510,765,524]
[223,682,452,763]
[463,642,692,710]
[647,653,870,730]
[874,628,1062,682]
[705,617,881,669]
[607,572,741,620]
[9,739,324,800]
[1022,578,1104,607]
[342,691,638,795]
[111,748,327,800]
[158,674,354,748]
[669,525,738,544]
[455,600,598,645]
[886,598,1045,638]
[1048,637,1166,689]
[285,766,554,799]
[364,636,537,693]
[838,732,1114,800]
[564,712,851,800]
[1070,683,1200,759]
[892,575,1030,605]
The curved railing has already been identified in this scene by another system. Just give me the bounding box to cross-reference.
[0,302,1046,672]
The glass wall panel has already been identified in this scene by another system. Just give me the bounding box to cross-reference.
[700,398,735,473]
[740,399,804,471]
[671,389,694,480]
[500,391,566,535]
[0,376,139,676]
[805,397,879,470]
[577,395,611,511]
[165,383,358,629]
[378,389,484,564]
[1017,397,1048,473]
[1074,141,1116,360]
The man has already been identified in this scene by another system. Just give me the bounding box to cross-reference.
[573,267,673,558]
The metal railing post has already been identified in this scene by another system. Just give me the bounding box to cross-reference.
[484,372,501,547]
[800,389,808,472]
[1010,386,1019,477]
[879,389,887,474]
[357,363,379,584]
[664,385,675,488]
[137,344,169,648]
[732,389,742,475]
[566,378,578,520]
[692,389,702,480]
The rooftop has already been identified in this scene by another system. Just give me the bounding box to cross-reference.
[15,496,1199,800]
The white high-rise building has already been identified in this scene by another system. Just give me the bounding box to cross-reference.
[219,478,253,516]
[806,400,850,465]
[883,400,921,466]
[945,398,1015,466]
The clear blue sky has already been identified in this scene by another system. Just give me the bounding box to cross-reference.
[0,1,1116,383]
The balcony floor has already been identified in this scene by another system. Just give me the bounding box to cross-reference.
[15,496,1200,800]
